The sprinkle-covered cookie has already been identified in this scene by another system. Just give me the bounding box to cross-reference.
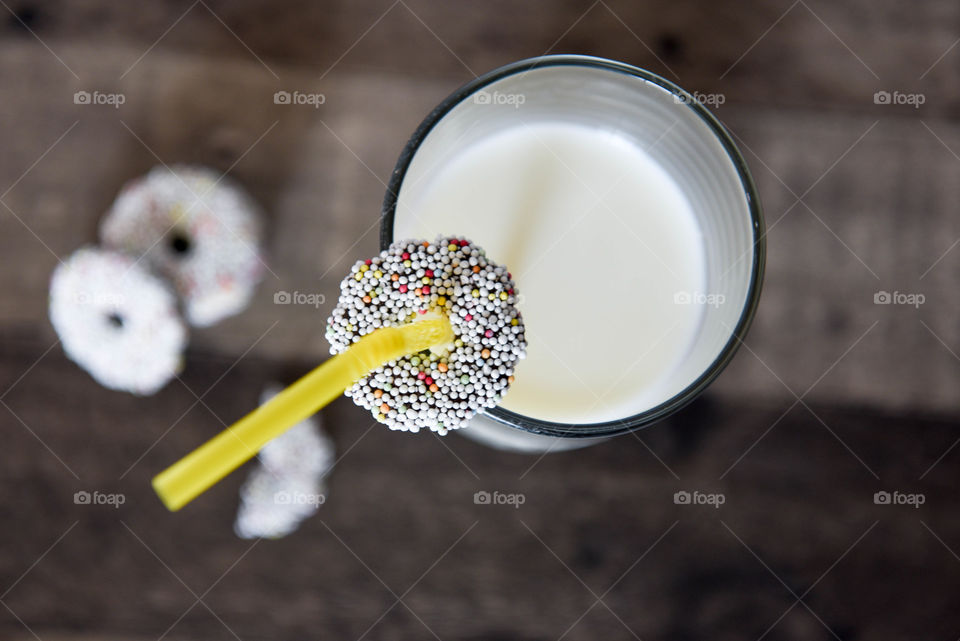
[326,237,526,434]
[100,165,264,327]
[49,247,187,395]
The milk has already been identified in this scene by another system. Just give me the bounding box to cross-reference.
[394,122,706,424]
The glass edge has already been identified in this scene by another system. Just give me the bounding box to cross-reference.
[380,54,767,438]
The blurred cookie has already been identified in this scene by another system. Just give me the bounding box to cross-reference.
[49,246,187,395]
[100,165,265,327]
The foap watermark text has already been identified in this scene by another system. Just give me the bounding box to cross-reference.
[874,490,924,508]
[674,91,726,107]
[474,490,525,508]
[674,291,725,308]
[274,90,326,108]
[874,290,924,308]
[74,490,126,508]
[473,90,525,108]
[275,290,326,308]
[874,90,925,108]
[674,490,725,508]
[74,90,125,108]
[275,491,325,506]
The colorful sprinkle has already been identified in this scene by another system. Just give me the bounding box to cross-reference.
[326,237,527,435]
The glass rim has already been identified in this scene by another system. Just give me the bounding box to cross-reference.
[380,54,765,438]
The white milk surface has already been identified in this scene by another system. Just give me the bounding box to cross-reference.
[395,122,706,423]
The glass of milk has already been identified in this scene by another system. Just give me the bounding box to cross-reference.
[383,55,764,452]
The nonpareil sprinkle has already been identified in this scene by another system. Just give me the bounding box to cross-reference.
[326,237,526,435]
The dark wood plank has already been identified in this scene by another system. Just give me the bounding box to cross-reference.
[0,347,958,640]
[1,2,959,639]
[7,0,959,114]
[2,40,960,416]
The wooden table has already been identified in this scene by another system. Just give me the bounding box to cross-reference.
[1,1,958,639]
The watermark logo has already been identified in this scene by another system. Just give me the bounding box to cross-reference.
[274,90,326,108]
[274,491,325,506]
[874,290,924,308]
[74,291,125,306]
[474,490,525,508]
[473,90,525,108]
[674,490,725,508]
[74,490,126,508]
[874,490,924,508]
[873,90,925,108]
[674,291,725,308]
[74,90,125,108]
[674,91,726,107]
[274,290,326,308]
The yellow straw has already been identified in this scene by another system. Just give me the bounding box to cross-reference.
[152,316,454,511]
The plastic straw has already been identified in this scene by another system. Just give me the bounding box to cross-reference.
[152,316,454,511]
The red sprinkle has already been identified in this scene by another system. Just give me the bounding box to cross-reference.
[418,309,427,314]
[459,239,469,246]
[365,259,372,265]
[422,286,431,294]
[485,330,493,338]
[399,285,408,293]
[417,371,426,380]
[425,269,434,277]
[465,314,473,321]
[424,376,434,385]
[402,252,410,260]
[508,288,514,294]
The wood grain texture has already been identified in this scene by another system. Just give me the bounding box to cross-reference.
[0,0,959,639]
[1,16,959,414]
[0,347,958,640]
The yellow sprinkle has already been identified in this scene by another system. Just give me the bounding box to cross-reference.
[437,296,446,305]
[374,270,383,278]
[448,243,457,251]
[472,289,480,297]
[500,292,508,300]
[488,294,495,301]
[404,260,412,268]
[360,264,369,272]
[511,318,519,326]
[354,272,363,281]
[422,276,430,284]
